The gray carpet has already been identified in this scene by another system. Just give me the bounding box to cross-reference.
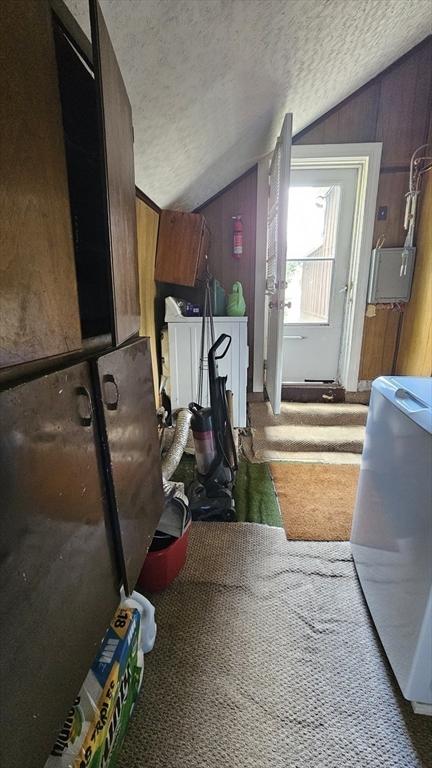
[119,523,431,768]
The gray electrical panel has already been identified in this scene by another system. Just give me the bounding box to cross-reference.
[367,246,416,304]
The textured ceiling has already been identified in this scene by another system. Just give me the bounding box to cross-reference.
[66,0,431,210]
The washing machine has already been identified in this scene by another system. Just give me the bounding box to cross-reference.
[351,376,432,714]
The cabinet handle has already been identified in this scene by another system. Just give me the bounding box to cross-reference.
[75,385,93,427]
[102,374,119,411]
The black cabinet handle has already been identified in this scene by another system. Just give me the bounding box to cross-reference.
[102,374,119,411]
[75,385,92,427]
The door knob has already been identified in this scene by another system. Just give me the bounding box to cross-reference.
[339,284,348,293]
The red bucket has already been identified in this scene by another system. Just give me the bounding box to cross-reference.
[136,526,190,593]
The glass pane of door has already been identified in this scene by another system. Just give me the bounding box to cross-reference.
[285,184,341,324]
[285,259,333,323]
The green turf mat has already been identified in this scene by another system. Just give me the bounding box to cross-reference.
[233,460,282,526]
[171,455,282,527]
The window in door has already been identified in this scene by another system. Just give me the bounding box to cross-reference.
[285,184,341,325]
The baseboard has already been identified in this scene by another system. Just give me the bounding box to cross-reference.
[357,379,372,392]
[411,701,432,717]
[345,390,370,405]
[281,384,345,403]
[248,391,265,402]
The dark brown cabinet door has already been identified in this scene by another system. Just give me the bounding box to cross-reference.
[0,363,119,768]
[0,0,82,369]
[94,338,164,593]
[155,210,208,286]
[90,0,140,345]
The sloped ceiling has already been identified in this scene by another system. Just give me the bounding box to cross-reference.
[66,0,431,210]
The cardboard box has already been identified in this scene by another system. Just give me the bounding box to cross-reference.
[45,606,143,768]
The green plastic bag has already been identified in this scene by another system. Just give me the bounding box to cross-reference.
[227,281,246,317]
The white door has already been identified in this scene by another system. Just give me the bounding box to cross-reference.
[265,113,292,414]
[282,166,358,383]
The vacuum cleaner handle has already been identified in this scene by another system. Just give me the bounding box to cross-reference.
[209,333,231,360]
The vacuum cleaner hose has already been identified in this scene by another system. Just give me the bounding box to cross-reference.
[161,408,192,481]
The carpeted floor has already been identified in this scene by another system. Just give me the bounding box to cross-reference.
[271,462,360,540]
[118,523,431,768]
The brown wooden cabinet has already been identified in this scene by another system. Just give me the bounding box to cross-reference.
[93,338,164,594]
[90,0,140,344]
[0,6,163,765]
[0,361,120,768]
[0,0,140,371]
[0,337,164,768]
[155,210,209,286]
[136,197,160,399]
[0,0,82,369]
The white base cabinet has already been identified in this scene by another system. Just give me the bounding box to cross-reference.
[165,317,248,428]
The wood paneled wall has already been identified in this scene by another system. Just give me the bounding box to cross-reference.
[294,36,432,383]
[396,166,432,375]
[196,167,258,388]
[194,38,431,390]
[136,197,160,400]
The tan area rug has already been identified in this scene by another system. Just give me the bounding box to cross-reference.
[270,462,360,540]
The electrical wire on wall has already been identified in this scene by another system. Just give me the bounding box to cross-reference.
[390,143,432,373]
[403,142,432,250]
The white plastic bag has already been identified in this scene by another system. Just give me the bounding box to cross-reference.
[121,590,157,653]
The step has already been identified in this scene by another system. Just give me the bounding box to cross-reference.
[249,401,368,427]
[268,451,362,465]
[252,424,365,454]
[241,435,363,464]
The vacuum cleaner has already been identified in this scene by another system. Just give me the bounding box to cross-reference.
[188,333,238,521]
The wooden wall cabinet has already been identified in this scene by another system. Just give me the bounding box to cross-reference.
[0,362,120,768]
[155,210,209,286]
[0,0,82,369]
[0,337,164,768]
[136,197,160,399]
[0,0,140,371]
[0,6,163,764]
[90,0,140,344]
[93,338,164,593]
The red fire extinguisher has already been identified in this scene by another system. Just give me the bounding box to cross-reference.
[232,215,243,260]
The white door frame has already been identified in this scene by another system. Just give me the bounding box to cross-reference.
[254,142,382,393]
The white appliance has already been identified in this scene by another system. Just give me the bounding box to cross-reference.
[351,376,432,714]
[165,316,248,428]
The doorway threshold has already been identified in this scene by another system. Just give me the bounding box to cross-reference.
[281,383,345,403]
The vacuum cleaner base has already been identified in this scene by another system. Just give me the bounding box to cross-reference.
[188,478,235,522]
